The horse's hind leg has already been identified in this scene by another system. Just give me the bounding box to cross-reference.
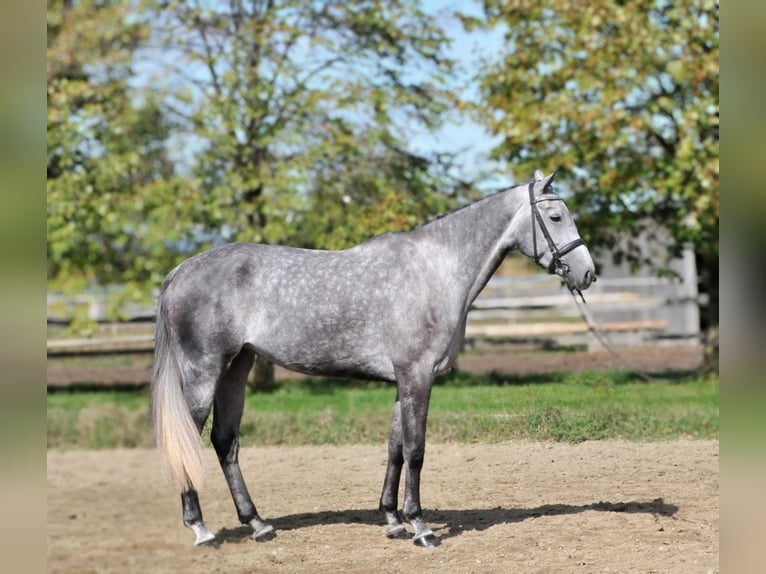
[211,349,274,541]
[179,357,220,546]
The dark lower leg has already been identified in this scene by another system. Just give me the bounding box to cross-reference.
[402,442,436,545]
[182,489,203,526]
[214,433,256,523]
[379,400,405,537]
[182,489,215,545]
[212,350,274,539]
[402,447,425,522]
[180,373,216,546]
[397,372,438,546]
[212,431,274,538]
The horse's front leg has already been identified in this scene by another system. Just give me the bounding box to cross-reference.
[379,394,407,538]
[397,366,439,547]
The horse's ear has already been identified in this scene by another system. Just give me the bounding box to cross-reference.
[544,168,559,191]
[533,168,557,194]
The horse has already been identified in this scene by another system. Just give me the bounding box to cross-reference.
[151,169,596,548]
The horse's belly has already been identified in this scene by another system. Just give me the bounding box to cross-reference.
[276,356,395,383]
[248,329,396,383]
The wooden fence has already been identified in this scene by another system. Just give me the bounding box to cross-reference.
[47,269,700,357]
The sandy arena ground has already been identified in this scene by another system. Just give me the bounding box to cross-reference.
[47,440,718,573]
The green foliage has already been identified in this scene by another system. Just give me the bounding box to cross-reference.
[47,0,197,299]
[46,1,470,323]
[466,1,718,328]
[152,0,466,250]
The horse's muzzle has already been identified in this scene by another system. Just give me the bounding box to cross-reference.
[583,268,596,288]
[564,266,595,292]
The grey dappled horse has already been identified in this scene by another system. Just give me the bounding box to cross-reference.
[151,169,596,548]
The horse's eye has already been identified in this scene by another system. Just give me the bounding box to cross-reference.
[550,214,562,222]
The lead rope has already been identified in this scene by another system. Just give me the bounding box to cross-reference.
[569,288,653,382]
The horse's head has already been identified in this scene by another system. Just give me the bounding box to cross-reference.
[517,169,596,292]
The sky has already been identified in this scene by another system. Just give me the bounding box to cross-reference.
[134,0,516,192]
[413,0,513,191]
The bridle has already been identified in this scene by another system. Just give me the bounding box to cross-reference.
[527,180,586,278]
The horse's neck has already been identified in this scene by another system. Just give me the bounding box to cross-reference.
[415,186,525,311]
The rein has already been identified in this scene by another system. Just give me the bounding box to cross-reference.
[569,288,653,382]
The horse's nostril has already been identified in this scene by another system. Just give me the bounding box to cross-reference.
[584,269,591,283]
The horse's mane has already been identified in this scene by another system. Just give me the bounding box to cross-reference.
[414,184,521,230]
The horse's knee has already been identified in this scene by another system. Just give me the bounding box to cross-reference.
[404,445,425,471]
[388,439,404,464]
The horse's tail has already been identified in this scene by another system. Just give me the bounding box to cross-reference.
[151,291,204,492]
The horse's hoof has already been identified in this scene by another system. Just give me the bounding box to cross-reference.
[386,524,408,539]
[413,532,440,548]
[194,536,218,548]
[251,523,276,542]
[192,524,216,547]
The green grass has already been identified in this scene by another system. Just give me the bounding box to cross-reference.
[47,370,719,449]
[47,390,153,449]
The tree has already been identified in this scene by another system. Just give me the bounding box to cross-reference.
[150,0,466,250]
[47,0,197,318]
[466,0,718,365]
[47,2,470,323]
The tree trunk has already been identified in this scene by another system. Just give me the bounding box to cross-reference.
[248,354,277,393]
[697,251,719,376]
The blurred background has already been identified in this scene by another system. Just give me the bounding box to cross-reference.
[45,0,718,378]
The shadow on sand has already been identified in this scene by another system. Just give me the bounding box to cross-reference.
[214,497,678,544]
